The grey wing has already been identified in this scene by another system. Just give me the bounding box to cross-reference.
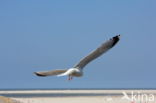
[34,69,67,77]
[74,35,120,69]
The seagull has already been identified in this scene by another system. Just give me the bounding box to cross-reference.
[34,35,120,80]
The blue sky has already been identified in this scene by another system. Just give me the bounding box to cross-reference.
[0,0,156,89]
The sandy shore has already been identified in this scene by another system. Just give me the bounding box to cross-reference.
[0,90,156,103]
[0,96,20,103]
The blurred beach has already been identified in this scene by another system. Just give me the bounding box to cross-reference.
[0,89,156,103]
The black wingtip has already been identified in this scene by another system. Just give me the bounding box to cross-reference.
[34,72,46,77]
[113,34,120,39]
[112,34,120,46]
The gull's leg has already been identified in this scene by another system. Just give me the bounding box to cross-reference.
[68,75,71,81]
[68,75,73,81]
[71,76,73,80]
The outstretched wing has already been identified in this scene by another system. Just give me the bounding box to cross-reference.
[34,69,67,77]
[74,35,120,69]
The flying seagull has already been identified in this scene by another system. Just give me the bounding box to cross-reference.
[34,35,120,80]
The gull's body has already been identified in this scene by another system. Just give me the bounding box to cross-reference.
[34,35,120,80]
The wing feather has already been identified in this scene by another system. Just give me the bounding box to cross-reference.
[34,69,67,77]
[74,35,120,69]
